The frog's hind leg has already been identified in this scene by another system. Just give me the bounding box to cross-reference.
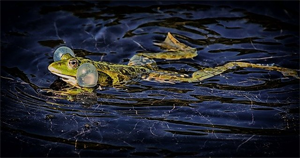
[190,61,300,82]
[128,54,158,70]
[135,32,198,60]
[140,61,299,84]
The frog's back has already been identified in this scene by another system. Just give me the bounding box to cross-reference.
[92,60,151,85]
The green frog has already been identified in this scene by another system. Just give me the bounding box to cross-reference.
[47,32,299,96]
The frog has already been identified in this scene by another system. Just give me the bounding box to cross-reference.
[47,32,299,97]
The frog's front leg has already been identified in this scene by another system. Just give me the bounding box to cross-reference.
[42,87,95,96]
[191,61,300,82]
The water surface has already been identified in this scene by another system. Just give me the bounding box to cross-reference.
[1,1,299,157]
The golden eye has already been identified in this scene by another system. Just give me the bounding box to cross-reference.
[69,59,78,68]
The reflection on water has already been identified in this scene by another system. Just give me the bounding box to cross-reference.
[1,1,299,157]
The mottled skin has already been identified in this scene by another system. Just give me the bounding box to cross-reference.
[48,32,299,95]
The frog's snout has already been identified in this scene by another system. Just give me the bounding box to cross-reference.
[48,63,58,73]
[48,63,54,72]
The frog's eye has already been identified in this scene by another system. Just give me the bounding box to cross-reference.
[69,59,79,68]
[76,63,98,87]
[53,46,75,61]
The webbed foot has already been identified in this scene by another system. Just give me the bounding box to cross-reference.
[130,32,198,62]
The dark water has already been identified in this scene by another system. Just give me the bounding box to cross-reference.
[1,1,299,157]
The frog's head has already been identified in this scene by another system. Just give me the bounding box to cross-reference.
[49,46,101,88]
[48,53,84,86]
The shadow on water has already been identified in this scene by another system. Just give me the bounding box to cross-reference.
[1,1,299,157]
